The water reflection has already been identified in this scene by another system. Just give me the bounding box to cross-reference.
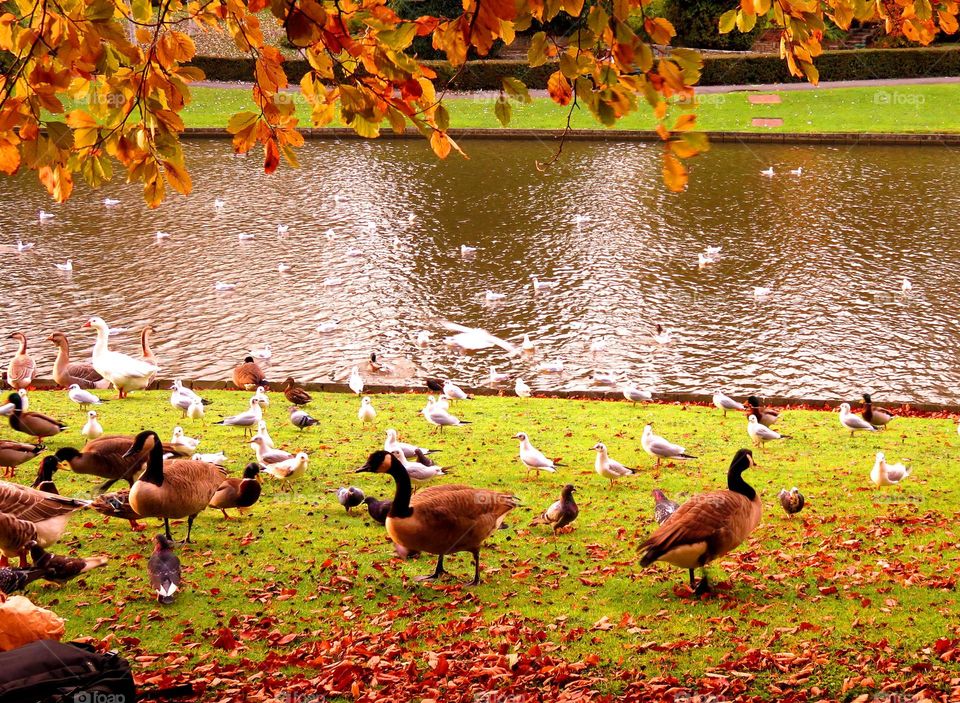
[1,138,958,403]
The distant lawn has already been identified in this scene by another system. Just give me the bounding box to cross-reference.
[177,82,960,133]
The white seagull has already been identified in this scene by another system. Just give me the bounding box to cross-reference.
[348,367,364,395]
[840,402,877,436]
[622,384,652,404]
[81,410,103,440]
[747,415,789,446]
[278,263,292,273]
[514,432,559,478]
[215,282,237,291]
[592,442,633,487]
[170,426,201,453]
[277,224,289,235]
[238,232,256,241]
[761,167,775,177]
[515,378,531,397]
[316,320,340,334]
[484,291,506,302]
[251,344,272,362]
[423,401,469,432]
[358,396,377,425]
[16,240,34,253]
[488,367,510,384]
[641,423,695,468]
[460,244,477,256]
[103,198,120,206]
[442,380,471,400]
[67,384,102,409]
[531,276,558,292]
[215,397,263,436]
[384,429,437,460]
[871,451,910,486]
[55,259,73,271]
[713,390,744,416]
[441,322,518,355]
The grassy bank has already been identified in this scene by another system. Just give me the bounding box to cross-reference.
[176,82,960,133]
[5,389,959,700]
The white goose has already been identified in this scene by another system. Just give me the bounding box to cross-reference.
[83,317,158,398]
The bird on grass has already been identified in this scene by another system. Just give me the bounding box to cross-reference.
[514,432,560,479]
[861,393,895,429]
[214,398,263,437]
[530,484,579,533]
[0,439,44,479]
[778,487,805,516]
[289,406,319,430]
[27,541,108,584]
[209,463,262,518]
[747,415,790,447]
[282,378,312,406]
[651,488,680,525]
[871,452,910,486]
[337,486,365,513]
[81,410,103,440]
[745,396,779,427]
[640,449,762,597]
[840,402,877,436]
[641,423,695,468]
[363,496,391,524]
[591,442,633,487]
[358,397,377,426]
[262,452,309,491]
[622,384,652,404]
[148,535,181,605]
[384,429,438,461]
[713,391,744,417]
[0,564,45,594]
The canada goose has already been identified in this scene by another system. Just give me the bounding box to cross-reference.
[48,332,108,389]
[871,452,910,486]
[83,317,158,398]
[530,484,578,533]
[31,456,60,494]
[747,415,790,447]
[282,377,311,406]
[209,463,262,518]
[56,434,171,493]
[0,440,43,478]
[778,487,805,515]
[591,442,632,487]
[90,489,143,531]
[861,393,894,429]
[0,482,89,566]
[641,423,696,468]
[712,391,744,417]
[124,430,227,542]
[337,486,365,513]
[148,535,181,605]
[6,332,36,390]
[27,541,108,584]
[839,402,876,436]
[233,357,267,391]
[514,432,559,478]
[745,396,779,427]
[6,392,66,443]
[363,496,391,524]
[651,488,679,525]
[639,449,762,596]
[357,450,518,585]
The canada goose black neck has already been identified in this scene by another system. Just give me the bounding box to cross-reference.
[54,447,81,462]
[386,456,414,518]
[727,449,756,501]
[135,431,166,486]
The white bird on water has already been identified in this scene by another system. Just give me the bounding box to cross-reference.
[840,402,877,436]
[592,442,633,487]
[514,432,559,478]
[415,331,431,347]
[531,276,558,292]
[324,228,336,239]
[790,166,803,176]
[155,231,170,240]
[538,360,564,373]
[81,410,103,440]
[442,322,518,355]
[641,423,696,467]
[697,253,713,268]
[16,240,34,253]
[348,367,364,395]
[316,320,340,334]
[521,334,535,353]
[238,232,255,241]
[589,338,607,355]
[753,286,772,298]
[278,263,292,273]
[277,224,289,235]
[38,210,54,222]
[251,344,272,362]
[460,244,477,256]
[901,278,912,294]
[215,281,237,291]
[485,290,506,302]
[214,198,225,210]
[515,378,531,397]
[706,245,722,257]
[871,451,910,486]
[713,390,744,416]
[323,277,344,287]
[103,198,120,206]
[593,370,617,386]
[56,259,73,271]
[761,167,775,177]
[653,324,673,345]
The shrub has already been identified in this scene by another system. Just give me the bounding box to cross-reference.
[664,0,764,51]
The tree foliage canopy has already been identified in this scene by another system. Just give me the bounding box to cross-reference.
[0,0,956,205]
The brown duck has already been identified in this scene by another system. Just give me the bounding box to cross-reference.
[6,332,36,391]
[233,357,267,391]
[55,434,178,494]
[125,430,227,542]
[208,463,262,518]
[7,392,66,442]
[48,332,107,389]
[640,449,762,596]
[0,482,88,566]
[357,449,518,585]
[0,440,43,479]
[861,393,894,429]
[282,377,312,406]
[28,541,108,584]
[745,396,780,428]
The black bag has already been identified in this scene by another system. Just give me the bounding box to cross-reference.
[0,640,137,703]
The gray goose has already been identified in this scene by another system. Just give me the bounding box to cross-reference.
[48,332,107,389]
[0,481,89,566]
[0,440,43,479]
[6,332,36,391]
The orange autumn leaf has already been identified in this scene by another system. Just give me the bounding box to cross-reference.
[547,70,572,105]
[662,152,687,192]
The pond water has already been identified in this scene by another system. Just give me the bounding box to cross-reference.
[1,137,959,403]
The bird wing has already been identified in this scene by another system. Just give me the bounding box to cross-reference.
[608,459,632,476]
[0,482,89,522]
[408,487,518,540]
[649,435,683,456]
[522,446,553,468]
[8,357,35,383]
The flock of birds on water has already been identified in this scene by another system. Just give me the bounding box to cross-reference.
[0,307,927,602]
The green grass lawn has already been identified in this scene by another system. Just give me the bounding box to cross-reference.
[178,82,960,133]
[5,389,959,700]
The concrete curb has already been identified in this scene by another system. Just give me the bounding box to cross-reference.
[181,126,960,146]
[12,378,960,415]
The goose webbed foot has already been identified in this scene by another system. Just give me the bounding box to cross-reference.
[693,573,711,597]
[415,554,446,582]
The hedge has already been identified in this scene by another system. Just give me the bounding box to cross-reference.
[188,46,960,90]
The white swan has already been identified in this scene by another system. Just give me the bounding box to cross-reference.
[83,316,159,398]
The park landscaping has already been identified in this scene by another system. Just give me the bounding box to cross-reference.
[7,388,960,701]
[177,82,960,134]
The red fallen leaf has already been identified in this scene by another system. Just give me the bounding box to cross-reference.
[211,627,240,652]
[818,585,838,595]
[584,653,600,666]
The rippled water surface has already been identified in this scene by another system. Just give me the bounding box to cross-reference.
[2,138,959,402]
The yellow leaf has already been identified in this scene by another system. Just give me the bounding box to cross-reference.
[672,113,696,132]
[0,138,20,175]
[547,70,572,105]
[718,9,737,33]
[162,159,192,195]
[430,130,451,159]
[494,96,511,126]
[528,31,549,67]
[662,152,687,193]
[227,111,259,134]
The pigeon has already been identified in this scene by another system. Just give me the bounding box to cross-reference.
[28,542,107,584]
[530,484,578,532]
[337,487,365,513]
[362,496,391,524]
[148,535,181,605]
[651,488,680,525]
[778,487,805,515]
[289,406,319,430]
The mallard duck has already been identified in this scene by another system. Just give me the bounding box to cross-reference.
[530,484,578,532]
[232,357,267,391]
[871,452,910,486]
[6,332,36,390]
[261,452,308,490]
[48,333,108,389]
[747,415,790,447]
[861,393,895,429]
[56,434,173,493]
[363,496,391,524]
[591,442,633,487]
[27,541,108,584]
[357,450,518,585]
[640,449,762,596]
[641,423,696,468]
[6,392,66,443]
[90,489,143,531]
[778,487,805,515]
[0,440,43,478]
[337,486,365,513]
[31,456,60,494]
[840,402,877,436]
[746,396,779,427]
[0,482,89,566]
[124,430,227,542]
[148,535,181,605]
[282,377,311,406]
[713,391,744,417]
[209,463,262,518]
[514,432,559,478]
[651,488,680,524]
[83,317,158,398]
